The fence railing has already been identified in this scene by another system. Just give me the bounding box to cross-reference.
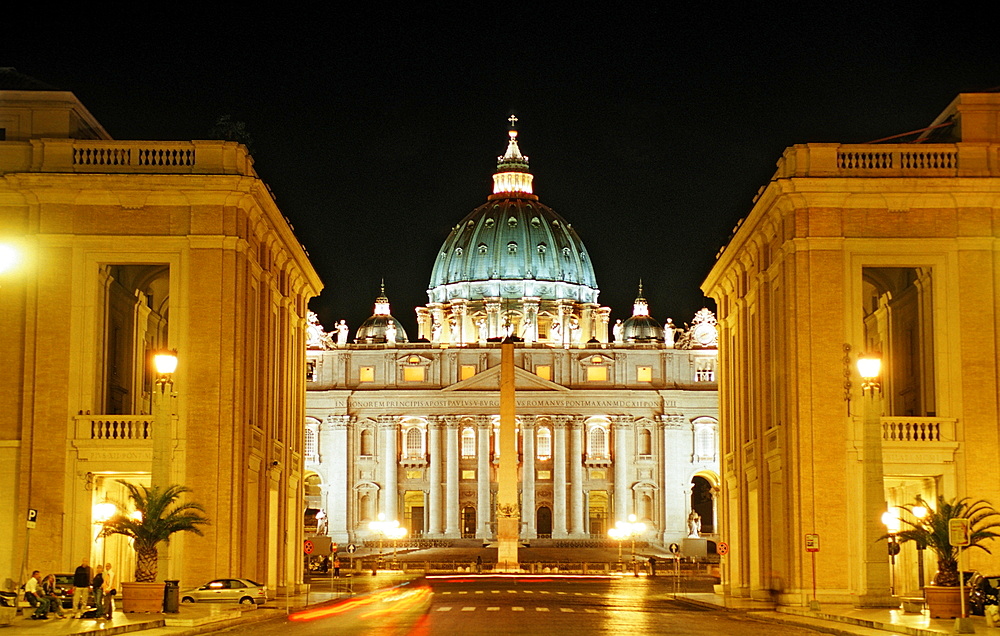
[73,415,162,440]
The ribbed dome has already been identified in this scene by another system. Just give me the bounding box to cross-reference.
[427,125,598,305]
[354,286,409,344]
[621,283,663,343]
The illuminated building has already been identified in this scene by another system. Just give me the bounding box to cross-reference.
[0,69,321,592]
[304,123,720,548]
[703,92,1000,605]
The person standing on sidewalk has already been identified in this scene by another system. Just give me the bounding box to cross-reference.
[90,566,104,619]
[102,563,117,617]
[71,557,91,618]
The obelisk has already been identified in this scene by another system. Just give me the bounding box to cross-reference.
[496,338,520,571]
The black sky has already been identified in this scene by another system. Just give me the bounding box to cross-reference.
[4,10,996,337]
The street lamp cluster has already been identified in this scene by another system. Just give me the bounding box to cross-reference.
[609,514,646,575]
[368,514,407,565]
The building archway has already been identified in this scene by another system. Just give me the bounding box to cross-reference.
[691,475,715,534]
[536,506,552,537]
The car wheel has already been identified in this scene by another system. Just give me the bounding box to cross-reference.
[181,597,195,603]
[239,597,255,605]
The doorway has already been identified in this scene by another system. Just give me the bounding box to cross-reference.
[536,506,552,538]
[462,506,476,538]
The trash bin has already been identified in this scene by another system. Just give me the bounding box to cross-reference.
[163,580,180,613]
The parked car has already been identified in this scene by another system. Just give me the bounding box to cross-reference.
[968,572,1000,616]
[180,578,267,605]
[53,573,92,610]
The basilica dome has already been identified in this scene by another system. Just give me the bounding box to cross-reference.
[427,126,598,305]
[354,285,409,344]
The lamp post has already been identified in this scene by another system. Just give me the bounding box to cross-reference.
[93,502,117,565]
[609,514,645,577]
[882,509,901,596]
[151,349,177,580]
[857,353,894,606]
[369,514,404,571]
[911,502,928,590]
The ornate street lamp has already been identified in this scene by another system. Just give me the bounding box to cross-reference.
[151,348,178,580]
[93,502,117,565]
[609,514,646,576]
[857,352,893,606]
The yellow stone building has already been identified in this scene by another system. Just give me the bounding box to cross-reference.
[0,70,322,592]
[703,93,1000,605]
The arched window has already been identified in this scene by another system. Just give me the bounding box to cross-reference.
[461,427,476,458]
[360,429,374,456]
[639,429,652,456]
[588,427,608,456]
[405,427,424,457]
[536,427,552,460]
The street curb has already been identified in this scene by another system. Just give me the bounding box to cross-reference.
[64,619,166,636]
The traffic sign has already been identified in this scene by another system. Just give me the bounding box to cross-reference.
[668,543,680,554]
[805,533,820,553]
[717,542,729,556]
[347,543,357,554]
[303,539,314,555]
[27,508,38,529]
[949,518,970,546]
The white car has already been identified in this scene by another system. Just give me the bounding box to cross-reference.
[180,578,268,605]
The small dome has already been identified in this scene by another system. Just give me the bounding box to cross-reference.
[354,285,409,344]
[622,283,663,343]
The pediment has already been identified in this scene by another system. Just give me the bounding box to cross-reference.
[442,365,570,392]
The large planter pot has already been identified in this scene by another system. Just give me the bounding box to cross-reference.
[121,581,165,613]
[925,585,970,619]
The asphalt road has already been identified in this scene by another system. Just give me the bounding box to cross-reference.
[221,575,823,635]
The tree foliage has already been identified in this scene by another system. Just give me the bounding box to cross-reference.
[99,481,210,583]
[887,496,1000,586]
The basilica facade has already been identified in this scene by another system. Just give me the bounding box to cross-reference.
[305,125,719,549]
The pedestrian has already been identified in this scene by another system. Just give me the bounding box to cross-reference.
[102,563,117,617]
[321,556,330,573]
[648,556,656,577]
[476,555,483,574]
[333,558,341,578]
[91,565,104,619]
[72,557,91,617]
[23,571,41,610]
[35,574,64,619]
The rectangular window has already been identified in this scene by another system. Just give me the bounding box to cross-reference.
[536,365,551,381]
[586,366,607,382]
[461,470,476,480]
[537,470,551,480]
[637,366,652,382]
[460,365,477,381]
[359,366,375,382]
[403,366,425,382]
[306,360,317,382]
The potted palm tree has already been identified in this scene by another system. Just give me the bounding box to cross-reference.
[98,481,210,613]
[886,496,1000,618]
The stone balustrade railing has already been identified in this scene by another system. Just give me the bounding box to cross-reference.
[881,417,956,443]
[0,138,257,176]
[74,415,156,441]
[773,143,1000,179]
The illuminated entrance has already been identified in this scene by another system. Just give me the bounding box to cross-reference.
[404,490,425,537]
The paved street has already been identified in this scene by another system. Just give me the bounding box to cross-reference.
[220,575,822,635]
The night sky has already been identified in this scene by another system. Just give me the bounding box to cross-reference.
[4,11,996,337]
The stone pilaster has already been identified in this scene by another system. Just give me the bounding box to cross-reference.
[444,417,460,537]
[427,418,443,536]
[569,417,586,537]
[379,416,398,521]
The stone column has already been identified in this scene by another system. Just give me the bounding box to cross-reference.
[380,416,397,521]
[613,417,630,522]
[416,306,432,341]
[661,415,688,542]
[552,419,568,538]
[569,418,586,537]
[477,417,491,539]
[444,418,460,537]
[522,419,536,538]
[427,418,443,536]
[325,415,351,543]
[485,299,502,340]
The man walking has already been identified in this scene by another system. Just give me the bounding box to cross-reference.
[72,557,91,618]
[91,565,104,619]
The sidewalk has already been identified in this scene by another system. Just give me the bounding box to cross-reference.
[0,572,419,636]
[674,591,992,636]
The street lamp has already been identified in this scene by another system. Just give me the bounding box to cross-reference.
[0,243,19,275]
[369,514,405,570]
[882,509,901,596]
[857,352,893,606]
[93,502,117,565]
[609,514,646,576]
[911,501,929,590]
[151,349,177,580]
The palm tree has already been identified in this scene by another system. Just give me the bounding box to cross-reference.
[99,481,210,582]
[888,496,1000,586]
